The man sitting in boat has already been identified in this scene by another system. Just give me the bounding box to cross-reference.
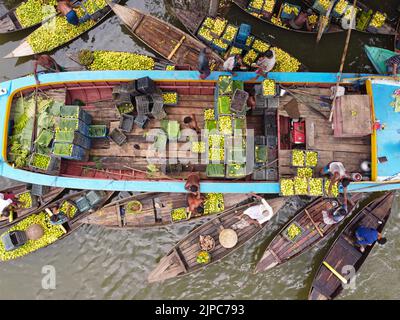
[49,207,68,225]
[250,50,276,81]
[233,194,274,228]
[354,226,387,253]
[322,204,348,225]
[186,193,205,218]
[198,48,212,80]
[183,114,201,134]
[33,54,64,85]
[0,192,20,218]
[222,54,246,77]
[57,0,91,26]
[289,9,312,31]
[385,54,400,76]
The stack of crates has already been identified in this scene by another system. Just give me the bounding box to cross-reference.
[234,23,251,49]
[53,105,92,161]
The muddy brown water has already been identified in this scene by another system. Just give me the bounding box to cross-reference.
[0,0,399,300]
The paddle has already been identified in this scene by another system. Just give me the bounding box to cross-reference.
[329,0,357,122]
[323,261,348,284]
[316,1,334,44]
[305,208,324,237]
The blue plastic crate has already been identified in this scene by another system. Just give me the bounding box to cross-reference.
[52,142,89,161]
[280,3,301,20]
[236,24,251,44]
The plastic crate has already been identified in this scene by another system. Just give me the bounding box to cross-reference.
[52,142,89,161]
[134,115,149,129]
[226,163,247,178]
[280,3,301,20]
[221,24,239,45]
[135,95,150,115]
[88,125,108,138]
[54,130,91,149]
[60,105,92,124]
[162,92,178,106]
[255,145,268,163]
[115,102,134,116]
[231,89,249,113]
[112,81,141,99]
[86,190,105,207]
[136,77,156,94]
[206,164,225,177]
[16,191,38,209]
[236,23,251,44]
[282,221,304,243]
[119,114,135,133]
[73,195,91,213]
[265,167,278,181]
[108,128,127,146]
[30,184,50,197]
[312,0,332,14]
[252,164,267,180]
[55,117,89,136]
[151,101,167,120]
[28,153,61,174]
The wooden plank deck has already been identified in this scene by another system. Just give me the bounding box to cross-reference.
[278,88,371,177]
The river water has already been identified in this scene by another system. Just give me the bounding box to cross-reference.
[0,0,399,300]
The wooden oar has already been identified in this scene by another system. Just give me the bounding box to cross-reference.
[305,208,324,237]
[329,0,357,122]
[323,261,348,284]
[316,1,335,43]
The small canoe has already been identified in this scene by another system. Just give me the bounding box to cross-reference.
[108,2,223,70]
[0,184,64,229]
[67,50,174,71]
[0,0,58,34]
[309,192,394,300]
[364,45,398,75]
[4,0,120,59]
[254,194,363,273]
[173,7,307,72]
[81,192,254,229]
[0,189,114,261]
[147,197,287,283]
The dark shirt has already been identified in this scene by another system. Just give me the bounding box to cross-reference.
[355,226,379,245]
[385,55,400,66]
[198,49,210,72]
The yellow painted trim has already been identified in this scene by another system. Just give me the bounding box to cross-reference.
[366,80,377,181]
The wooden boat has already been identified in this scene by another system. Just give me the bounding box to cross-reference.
[233,0,396,35]
[395,19,400,54]
[0,184,64,229]
[0,189,114,261]
[4,0,121,59]
[308,192,394,300]
[0,0,59,34]
[108,2,223,70]
[81,192,253,229]
[173,7,306,72]
[148,196,287,283]
[67,50,181,71]
[254,194,363,273]
[364,45,398,75]
[1,70,399,194]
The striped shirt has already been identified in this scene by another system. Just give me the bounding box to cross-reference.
[385,55,400,66]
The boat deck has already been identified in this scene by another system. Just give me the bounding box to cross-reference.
[278,87,371,177]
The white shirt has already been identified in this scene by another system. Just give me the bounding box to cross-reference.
[329,162,346,178]
[0,193,13,214]
[223,56,236,71]
[243,199,274,225]
[257,52,276,73]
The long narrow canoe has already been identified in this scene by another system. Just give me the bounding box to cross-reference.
[0,0,59,34]
[4,0,120,59]
[173,7,306,72]
[254,194,364,273]
[233,0,397,36]
[0,184,64,229]
[108,2,223,70]
[81,192,254,229]
[148,197,287,283]
[68,50,174,71]
[364,45,398,75]
[309,192,394,300]
[0,189,114,261]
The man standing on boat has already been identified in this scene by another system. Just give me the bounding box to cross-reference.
[186,193,205,219]
[198,48,212,80]
[320,161,351,197]
[33,54,64,84]
[222,54,246,77]
[250,50,276,81]
[56,0,91,26]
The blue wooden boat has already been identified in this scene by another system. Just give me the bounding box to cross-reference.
[364,45,398,75]
[0,70,400,194]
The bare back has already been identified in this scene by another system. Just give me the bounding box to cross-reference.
[57,1,73,16]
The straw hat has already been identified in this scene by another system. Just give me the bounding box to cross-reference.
[26,224,44,240]
[219,228,238,249]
